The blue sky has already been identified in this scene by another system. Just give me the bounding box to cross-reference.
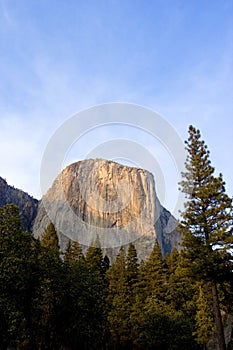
[0,0,232,215]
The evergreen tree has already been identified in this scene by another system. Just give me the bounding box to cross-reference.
[85,239,109,348]
[133,296,199,350]
[194,283,214,347]
[143,239,167,299]
[166,249,196,318]
[85,237,104,275]
[178,125,233,350]
[0,203,21,238]
[41,222,60,260]
[107,247,131,349]
[35,223,64,348]
[58,254,104,349]
[131,246,199,350]
[130,240,167,347]
[126,243,138,291]
[64,239,83,263]
[165,247,180,274]
[0,204,42,349]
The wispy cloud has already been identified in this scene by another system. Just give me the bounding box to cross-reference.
[0,0,13,25]
[0,0,232,212]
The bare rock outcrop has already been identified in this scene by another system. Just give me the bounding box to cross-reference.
[0,176,38,231]
[33,159,181,261]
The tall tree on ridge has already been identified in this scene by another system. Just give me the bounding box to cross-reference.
[178,125,233,350]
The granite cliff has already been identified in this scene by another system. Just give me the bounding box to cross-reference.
[0,176,38,231]
[33,159,181,261]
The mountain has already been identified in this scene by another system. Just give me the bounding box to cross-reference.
[33,159,181,261]
[0,176,38,231]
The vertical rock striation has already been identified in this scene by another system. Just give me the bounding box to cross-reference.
[33,159,181,261]
[0,177,38,231]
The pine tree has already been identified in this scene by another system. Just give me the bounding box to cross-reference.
[165,250,192,313]
[59,250,105,349]
[194,283,214,347]
[165,247,180,274]
[143,239,167,299]
[130,240,167,347]
[0,205,42,349]
[131,245,199,350]
[107,247,131,349]
[126,243,138,290]
[0,204,21,237]
[85,239,109,348]
[85,237,104,275]
[178,125,233,350]
[64,240,83,263]
[41,222,60,260]
[37,223,63,348]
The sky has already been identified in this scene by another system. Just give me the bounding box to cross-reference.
[0,0,232,216]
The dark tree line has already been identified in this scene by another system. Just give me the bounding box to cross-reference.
[0,125,232,349]
[0,204,232,350]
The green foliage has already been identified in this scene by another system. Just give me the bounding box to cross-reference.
[107,247,131,349]
[126,243,138,291]
[41,222,60,260]
[85,244,102,270]
[131,244,200,350]
[166,250,196,319]
[58,257,105,349]
[179,126,233,281]
[178,125,233,350]
[194,283,214,345]
[143,239,167,299]
[1,196,232,349]
[132,297,198,350]
[165,247,179,274]
[0,205,44,349]
[64,239,83,263]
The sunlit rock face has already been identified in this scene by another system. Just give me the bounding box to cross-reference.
[33,159,181,261]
